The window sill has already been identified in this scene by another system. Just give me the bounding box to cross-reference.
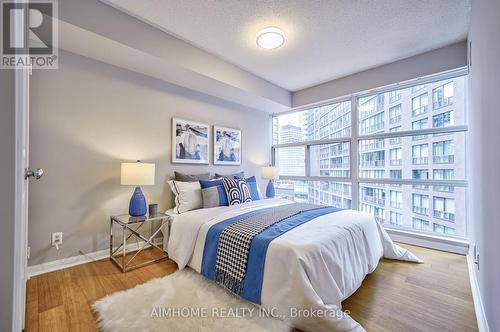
[385,227,469,255]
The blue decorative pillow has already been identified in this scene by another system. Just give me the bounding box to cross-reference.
[222,178,252,205]
[199,179,229,208]
[245,176,261,201]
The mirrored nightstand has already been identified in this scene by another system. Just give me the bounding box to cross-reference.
[109,213,170,272]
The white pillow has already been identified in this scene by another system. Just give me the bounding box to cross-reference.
[168,180,203,214]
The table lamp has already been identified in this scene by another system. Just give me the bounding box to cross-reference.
[261,166,279,198]
[121,161,155,216]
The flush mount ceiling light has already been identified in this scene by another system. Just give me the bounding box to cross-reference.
[256,27,285,49]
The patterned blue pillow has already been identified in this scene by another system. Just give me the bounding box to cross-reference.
[222,178,252,205]
[199,179,228,208]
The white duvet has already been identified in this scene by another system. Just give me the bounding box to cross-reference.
[164,199,421,332]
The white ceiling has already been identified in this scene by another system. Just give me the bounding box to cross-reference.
[102,0,470,92]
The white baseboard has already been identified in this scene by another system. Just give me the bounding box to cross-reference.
[386,228,469,254]
[27,238,164,278]
[467,254,490,332]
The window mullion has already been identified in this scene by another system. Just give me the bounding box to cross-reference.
[305,145,311,177]
[350,95,359,210]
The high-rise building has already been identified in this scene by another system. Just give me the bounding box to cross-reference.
[274,123,308,201]
[273,76,466,237]
[355,77,466,236]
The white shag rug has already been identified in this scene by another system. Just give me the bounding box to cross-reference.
[93,269,291,332]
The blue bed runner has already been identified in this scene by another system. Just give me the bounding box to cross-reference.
[201,204,342,304]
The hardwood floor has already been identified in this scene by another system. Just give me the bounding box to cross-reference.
[25,244,477,332]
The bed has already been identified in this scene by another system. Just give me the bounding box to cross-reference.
[163,198,421,332]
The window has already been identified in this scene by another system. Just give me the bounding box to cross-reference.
[412,118,428,140]
[360,170,385,179]
[310,143,351,178]
[390,191,402,209]
[359,139,384,152]
[273,100,351,145]
[390,169,402,179]
[389,104,402,124]
[433,82,454,109]
[433,169,455,192]
[433,140,454,163]
[389,211,403,226]
[412,144,429,164]
[412,93,428,116]
[413,194,429,215]
[433,111,454,128]
[275,180,352,208]
[433,224,455,235]
[360,204,385,224]
[361,186,385,206]
[413,218,430,231]
[360,112,384,135]
[412,169,429,180]
[389,126,402,145]
[360,150,385,167]
[358,95,383,119]
[389,148,402,166]
[433,197,455,221]
[412,169,429,190]
[389,90,402,103]
[273,73,467,239]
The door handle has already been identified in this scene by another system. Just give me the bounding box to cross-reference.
[25,168,44,180]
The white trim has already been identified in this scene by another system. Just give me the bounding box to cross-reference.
[357,125,468,140]
[275,68,468,115]
[27,238,164,278]
[279,176,352,183]
[467,254,490,332]
[273,137,350,148]
[355,67,468,98]
[272,125,468,148]
[386,228,469,254]
[272,70,470,248]
[13,20,30,331]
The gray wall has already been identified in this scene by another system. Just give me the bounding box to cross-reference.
[293,41,468,108]
[58,0,291,109]
[0,70,16,330]
[28,50,271,266]
[468,0,500,330]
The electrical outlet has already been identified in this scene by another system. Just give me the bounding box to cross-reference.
[51,232,63,247]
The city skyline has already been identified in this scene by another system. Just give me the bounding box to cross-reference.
[273,76,467,238]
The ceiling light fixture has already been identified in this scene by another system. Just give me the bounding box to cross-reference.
[256,27,285,49]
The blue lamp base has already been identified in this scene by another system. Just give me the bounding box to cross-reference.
[266,180,275,198]
[129,186,147,216]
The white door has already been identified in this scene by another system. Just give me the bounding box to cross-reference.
[11,3,43,331]
[13,66,32,331]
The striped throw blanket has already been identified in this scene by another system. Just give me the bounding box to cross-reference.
[214,203,325,294]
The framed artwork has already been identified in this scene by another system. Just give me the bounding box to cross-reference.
[213,126,242,165]
[172,118,210,164]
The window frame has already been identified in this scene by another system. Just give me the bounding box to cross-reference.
[271,68,468,238]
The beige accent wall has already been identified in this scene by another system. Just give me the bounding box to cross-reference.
[28,50,271,266]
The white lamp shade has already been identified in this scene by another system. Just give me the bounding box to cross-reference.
[261,166,279,180]
[121,162,155,186]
